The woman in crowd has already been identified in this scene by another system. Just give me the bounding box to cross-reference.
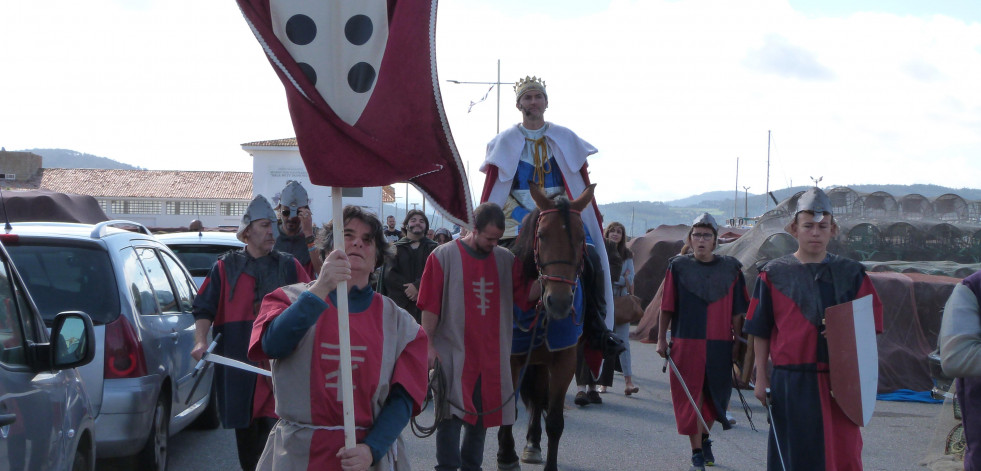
[602,222,639,395]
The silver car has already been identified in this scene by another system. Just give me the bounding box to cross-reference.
[2,221,218,471]
[0,234,97,471]
[155,231,244,288]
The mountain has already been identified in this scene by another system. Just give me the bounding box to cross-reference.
[19,148,143,170]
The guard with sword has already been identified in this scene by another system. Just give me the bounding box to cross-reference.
[190,195,310,471]
[743,187,883,471]
[657,212,749,471]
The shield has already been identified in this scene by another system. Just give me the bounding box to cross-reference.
[824,294,878,426]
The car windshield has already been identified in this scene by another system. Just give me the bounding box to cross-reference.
[6,244,120,325]
[167,244,237,277]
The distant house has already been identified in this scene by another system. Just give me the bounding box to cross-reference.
[0,147,395,229]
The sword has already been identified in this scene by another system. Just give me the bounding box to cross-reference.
[199,351,272,377]
[665,347,711,433]
[184,333,221,405]
[765,389,788,471]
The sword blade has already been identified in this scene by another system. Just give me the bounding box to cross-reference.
[666,354,711,433]
[766,394,788,471]
[203,352,272,377]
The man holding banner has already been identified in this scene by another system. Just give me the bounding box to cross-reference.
[743,187,883,470]
[249,206,428,471]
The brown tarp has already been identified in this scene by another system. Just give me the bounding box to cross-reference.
[627,224,688,308]
[0,190,108,224]
[902,272,962,349]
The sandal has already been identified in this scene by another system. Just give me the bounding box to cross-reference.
[625,386,639,396]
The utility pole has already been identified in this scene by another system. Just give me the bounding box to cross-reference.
[743,186,751,218]
[765,130,771,213]
[630,207,635,237]
[734,157,739,220]
[446,60,508,134]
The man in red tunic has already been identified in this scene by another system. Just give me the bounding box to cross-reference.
[744,187,883,471]
[418,202,516,471]
[249,205,428,471]
[657,213,748,470]
[191,195,310,471]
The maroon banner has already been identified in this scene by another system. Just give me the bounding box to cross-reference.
[237,0,473,227]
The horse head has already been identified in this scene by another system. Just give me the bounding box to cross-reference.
[529,183,596,320]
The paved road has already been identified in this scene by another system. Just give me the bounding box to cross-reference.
[132,338,948,471]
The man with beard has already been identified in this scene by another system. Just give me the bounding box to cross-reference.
[384,215,403,244]
[417,202,516,471]
[383,209,438,323]
[191,195,311,471]
[274,180,323,279]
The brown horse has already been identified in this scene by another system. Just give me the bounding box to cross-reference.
[497,183,596,471]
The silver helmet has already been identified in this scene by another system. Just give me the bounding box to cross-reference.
[236,195,279,243]
[279,180,309,219]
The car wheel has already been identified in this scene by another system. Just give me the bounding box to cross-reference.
[136,394,170,471]
[191,383,221,430]
[71,445,90,471]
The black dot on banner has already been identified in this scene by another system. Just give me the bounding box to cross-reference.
[348,62,375,93]
[298,62,317,86]
[344,15,372,46]
[286,14,317,45]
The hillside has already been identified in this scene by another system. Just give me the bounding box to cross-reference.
[19,148,143,170]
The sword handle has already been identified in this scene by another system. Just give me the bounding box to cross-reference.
[193,333,222,377]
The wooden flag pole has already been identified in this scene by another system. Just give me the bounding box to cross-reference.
[332,187,356,449]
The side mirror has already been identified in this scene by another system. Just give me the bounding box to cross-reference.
[49,311,96,370]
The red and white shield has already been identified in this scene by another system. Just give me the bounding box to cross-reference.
[825,294,878,427]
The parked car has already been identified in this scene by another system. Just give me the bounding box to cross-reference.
[0,235,97,471]
[155,231,244,288]
[0,220,218,471]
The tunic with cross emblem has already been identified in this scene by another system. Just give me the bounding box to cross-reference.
[417,239,517,427]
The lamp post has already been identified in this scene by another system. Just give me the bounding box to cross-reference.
[743,186,751,218]
[446,59,508,134]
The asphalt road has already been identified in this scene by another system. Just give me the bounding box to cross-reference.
[122,338,951,471]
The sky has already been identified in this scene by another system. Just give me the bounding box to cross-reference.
[1,0,979,206]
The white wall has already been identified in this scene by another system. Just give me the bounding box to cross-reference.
[246,146,383,227]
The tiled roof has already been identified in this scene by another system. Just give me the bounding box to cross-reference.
[241,138,298,147]
[38,168,253,199]
[383,185,395,203]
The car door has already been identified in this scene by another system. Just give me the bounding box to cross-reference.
[157,250,200,408]
[0,246,64,469]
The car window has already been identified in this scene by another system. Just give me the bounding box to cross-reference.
[136,248,178,313]
[0,257,28,366]
[121,248,160,316]
[160,251,195,312]
[6,244,120,325]
[167,244,237,278]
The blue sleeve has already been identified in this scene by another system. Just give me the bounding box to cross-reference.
[363,385,414,465]
[261,291,328,358]
[192,263,223,323]
[623,258,635,286]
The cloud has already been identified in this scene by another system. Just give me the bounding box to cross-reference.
[743,34,835,81]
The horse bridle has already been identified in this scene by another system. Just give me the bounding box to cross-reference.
[533,208,586,289]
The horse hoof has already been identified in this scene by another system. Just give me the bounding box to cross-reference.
[521,444,543,464]
[498,460,521,471]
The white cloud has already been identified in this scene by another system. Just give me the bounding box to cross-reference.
[1,0,979,208]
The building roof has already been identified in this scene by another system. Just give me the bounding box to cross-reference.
[382,185,395,203]
[39,168,253,199]
[241,138,298,147]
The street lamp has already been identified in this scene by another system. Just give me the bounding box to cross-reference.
[743,186,751,218]
[446,59,509,134]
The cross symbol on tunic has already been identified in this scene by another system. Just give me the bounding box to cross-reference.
[473,277,494,316]
[322,342,368,401]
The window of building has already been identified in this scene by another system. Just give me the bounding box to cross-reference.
[110,200,162,215]
[220,201,250,216]
[98,200,108,213]
[166,201,216,216]
[341,187,363,197]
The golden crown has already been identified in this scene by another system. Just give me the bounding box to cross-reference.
[514,75,547,100]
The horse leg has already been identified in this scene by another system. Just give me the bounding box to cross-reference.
[497,357,523,471]
[520,364,545,464]
[543,348,578,471]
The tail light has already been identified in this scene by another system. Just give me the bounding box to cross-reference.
[104,315,148,379]
[0,234,19,244]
